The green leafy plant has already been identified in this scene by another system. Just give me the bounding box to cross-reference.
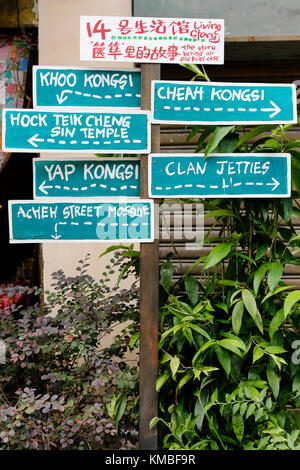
[0,253,139,450]
[99,65,300,450]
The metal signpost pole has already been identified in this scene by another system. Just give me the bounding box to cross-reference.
[139,63,160,450]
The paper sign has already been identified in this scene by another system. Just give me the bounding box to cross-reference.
[33,66,141,109]
[80,16,224,64]
[152,81,297,124]
[9,200,153,243]
[2,109,150,154]
[149,154,291,198]
[33,158,140,198]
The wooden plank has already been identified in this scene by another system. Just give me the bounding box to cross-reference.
[139,63,160,450]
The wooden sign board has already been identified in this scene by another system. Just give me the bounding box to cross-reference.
[33,66,141,109]
[33,157,140,199]
[149,153,291,198]
[80,16,224,64]
[2,109,150,154]
[151,81,297,124]
[9,200,154,243]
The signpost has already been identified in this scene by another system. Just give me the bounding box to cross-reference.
[9,200,153,243]
[33,66,141,109]
[2,109,150,153]
[33,158,140,198]
[152,81,297,124]
[149,153,291,198]
[4,10,297,452]
[80,16,224,64]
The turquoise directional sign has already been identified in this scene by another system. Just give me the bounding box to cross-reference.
[151,81,297,124]
[9,200,153,243]
[149,154,291,198]
[33,158,140,198]
[33,66,141,109]
[2,109,150,154]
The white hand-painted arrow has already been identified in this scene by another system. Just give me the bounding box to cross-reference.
[28,134,44,148]
[266,177,280,191]
[261,100,281,118]
[51,223,61,240]
[38,180,53,196]
[56,90,73,105]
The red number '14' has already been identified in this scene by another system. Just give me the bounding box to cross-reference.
[86,21,111,40]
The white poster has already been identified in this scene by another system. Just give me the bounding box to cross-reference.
[80,16,224,64]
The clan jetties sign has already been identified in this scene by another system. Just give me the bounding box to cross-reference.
[33,66,141,109]
[80,16,224,64]
[152,81,297,124]
[9,200,154,243]
[2,109,150,153]
[33,158,140,198]
[149,154,291,198]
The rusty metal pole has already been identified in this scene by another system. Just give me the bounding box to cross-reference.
[139,63,160,450]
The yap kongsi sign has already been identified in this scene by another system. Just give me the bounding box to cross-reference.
[80,16,224,64]
[33,158,140,198]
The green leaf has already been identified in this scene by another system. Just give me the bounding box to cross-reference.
[160,352,172,364]
[267,263,284,292]
[129,331,140,349]
[255,242,269,261]
[232,300,244,335]
[186,125,201,142]
[170,356,180,378]
[149,417,160,429]
[98,244,130,259]
[205,126,236,157]
[253,346,264,364]
[189,324,211,341]
[281,198,293,224]
[253,263,270,295]
[215,132,239,153]
[115,394,127,431]
[218,279,240,287]
[262,286,293,304]
[242,289,263,333]
[156,371,170,391]
[195,126,216,149]
[266,366,280,399]
[232,414,244,443]
[205,209,237,219]
[254,408,264,422]
[262,138,281,150]
[265,346,286,354]
[292,371,300,393]
[246,403,256,419]
[178,371,194,390]
[215,345,231,377]
[236,125,276,149]
[222,333,247,351]
[192,340,216,365]
[284,290,300,318]
[291,150,300,194]
[218,339,243,357]
[203,242,232,270]
[160,262,173,292]
[184,276,199,306]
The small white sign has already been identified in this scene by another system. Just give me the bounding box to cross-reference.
[80,16,224,64]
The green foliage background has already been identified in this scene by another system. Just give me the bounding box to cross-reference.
[102,66,300,449]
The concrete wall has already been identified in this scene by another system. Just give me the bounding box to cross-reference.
[133,0,300,39]
[38,0,134,290]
